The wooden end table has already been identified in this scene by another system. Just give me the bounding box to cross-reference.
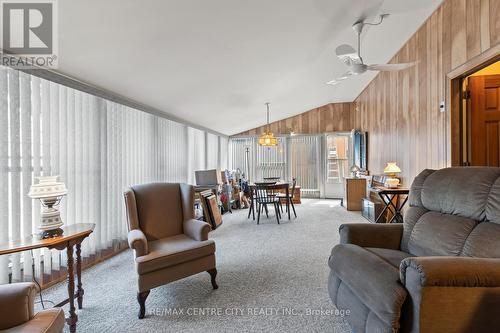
[0,223,95,333]
[371,187,410,223]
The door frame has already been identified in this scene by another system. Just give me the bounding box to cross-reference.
[322,131,352,199]
[447,44,500,166]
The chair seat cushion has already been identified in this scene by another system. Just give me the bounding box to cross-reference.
[329,244,408,330]
[4,308,65,333]
[365,247,414,268]
[136,235,215,275]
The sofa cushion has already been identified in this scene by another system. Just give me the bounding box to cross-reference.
[461,222,500,258]
[3,308,66,333]
[401,206,428,252]
[420,167,500,221]
[485,177,500,224]
[365,248,414,268]
[408,169,435,208]
[329,244,407,330]
[408,211,478,256]
[136,235,215,275]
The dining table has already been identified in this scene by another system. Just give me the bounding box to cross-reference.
[247,182,292,220]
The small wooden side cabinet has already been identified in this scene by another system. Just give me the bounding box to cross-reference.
[344,178,367,211]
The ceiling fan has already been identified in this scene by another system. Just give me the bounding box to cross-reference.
[327,14,415,85]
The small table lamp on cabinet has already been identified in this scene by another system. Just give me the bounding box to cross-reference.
[28,176,68,239]
[383,162,401,188]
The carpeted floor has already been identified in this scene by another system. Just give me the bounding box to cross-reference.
[41,199,365,333]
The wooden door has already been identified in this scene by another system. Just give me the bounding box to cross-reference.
[470,75,500,166]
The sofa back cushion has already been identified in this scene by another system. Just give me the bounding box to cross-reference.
[132,183,184,241]
[407,211,478,256]
[404,167,500,257]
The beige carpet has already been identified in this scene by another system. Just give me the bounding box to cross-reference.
[40,199,365,333]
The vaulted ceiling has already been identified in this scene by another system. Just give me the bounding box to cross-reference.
[58,0,442,135]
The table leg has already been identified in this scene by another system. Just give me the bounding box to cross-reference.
[76,243,84,309]
[391,195,409,223]
[286,187,290,220]
[66,244,77,333]
[376,193,392,223]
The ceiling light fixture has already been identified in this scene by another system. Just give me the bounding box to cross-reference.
[258,102,278,147]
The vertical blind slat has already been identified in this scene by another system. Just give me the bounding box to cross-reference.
[0,68,9,283]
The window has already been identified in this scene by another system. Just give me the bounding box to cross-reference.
[0,66,228,284]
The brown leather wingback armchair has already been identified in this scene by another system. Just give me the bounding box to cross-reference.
[0,282,65,332]
[124,183,218,319]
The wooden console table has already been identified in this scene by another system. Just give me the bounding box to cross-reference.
[0,223,95,333]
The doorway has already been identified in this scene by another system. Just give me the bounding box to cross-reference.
[460,60,500,166]
[324,132,351,199]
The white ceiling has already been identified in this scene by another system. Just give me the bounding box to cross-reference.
[58,0,442,135]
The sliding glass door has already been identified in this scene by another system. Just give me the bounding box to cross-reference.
[324,132,352,199]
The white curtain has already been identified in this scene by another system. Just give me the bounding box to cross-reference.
[206,133,219,170]
[219,136,229,171]
[229,135,321,196]
[187,128,206,184]
[0,66,227,283]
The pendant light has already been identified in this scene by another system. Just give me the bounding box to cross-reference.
[258,103,278,147]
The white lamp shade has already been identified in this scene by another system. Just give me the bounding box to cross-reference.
[28,176,68,199]
[383,162,401,174]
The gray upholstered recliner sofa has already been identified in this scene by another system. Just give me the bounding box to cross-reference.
[328,167,500,333]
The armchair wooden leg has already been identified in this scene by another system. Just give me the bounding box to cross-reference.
[137,290,150,319]
[207,268,218,289]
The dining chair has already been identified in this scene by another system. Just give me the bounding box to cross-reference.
[254,184,281,224]
[278,178,297,218]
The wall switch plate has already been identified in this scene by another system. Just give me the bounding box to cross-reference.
[439,101,445,113]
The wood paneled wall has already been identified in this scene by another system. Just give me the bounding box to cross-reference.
[354,0,500,185]
[235,102,354,136]
[233,0,500,186]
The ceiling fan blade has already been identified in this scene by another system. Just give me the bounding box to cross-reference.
[335,44,361,66]
[367,62,416,71]
[326,71,353,85]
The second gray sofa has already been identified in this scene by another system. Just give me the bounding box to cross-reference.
[328,167,500,333]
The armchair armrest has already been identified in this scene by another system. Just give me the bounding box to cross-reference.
[128,229,148,257]
[0,282,36,330]
[400,256,500,287]
[339,223,403,250]
[183,219,211,241]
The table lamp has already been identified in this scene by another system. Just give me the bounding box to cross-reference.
[383,162,401,188]
[350,164,360,178]
[28,176,68,238]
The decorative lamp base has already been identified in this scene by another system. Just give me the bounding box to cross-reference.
[39,228,64,239]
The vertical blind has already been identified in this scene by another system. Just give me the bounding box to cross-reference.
[229,135,321,197]
[289,135,321,197]
[0,66,228,284]
[256,137,287,180]
[229,137,255,181]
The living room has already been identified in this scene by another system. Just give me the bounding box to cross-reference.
[0,0,499,333]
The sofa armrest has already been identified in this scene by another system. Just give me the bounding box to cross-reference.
[0,282,36,330]
[183,219,211,241]
[339,223,403,250]
[400,256,500,287]
[128,229,148,258]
